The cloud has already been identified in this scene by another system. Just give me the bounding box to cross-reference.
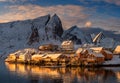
[0,0,29,3]
[104,0,120,6]
[0,4,88,29]
[80,0,120,6]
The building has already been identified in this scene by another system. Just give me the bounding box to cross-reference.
[90,47,103,53]
[39,44,58,51]
[101,50,113,60]
[90,47,113,60]
[61,40,74,51]
[88,52,105,64]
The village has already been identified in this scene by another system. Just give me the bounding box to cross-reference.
[5,38,120,67]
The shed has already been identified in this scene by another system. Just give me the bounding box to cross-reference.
[61,40,74,51]
[90,47,113,60]
[88,51,105,64]
[101,50,113,60]
[113,45,120,55]
[39,44,58,51]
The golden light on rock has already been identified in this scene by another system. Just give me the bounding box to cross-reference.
[85,21,92,27]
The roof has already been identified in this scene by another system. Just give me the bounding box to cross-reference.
[42,53,63,59]
[76,48,87,54]
[76,48,83,54]
[90,47,103,52]
[85,49,104,57]
[61,40,73,45]
[104,50,112,54]
[90,51,104,57]
[94,52,104,57]
[32,54,45,58]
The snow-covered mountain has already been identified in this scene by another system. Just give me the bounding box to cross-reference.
[63,26,120,49]
[62,26,92,44]
[0,14,63,56]
[0,14,119,57]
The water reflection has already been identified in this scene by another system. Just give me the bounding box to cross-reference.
[5,62,120,83]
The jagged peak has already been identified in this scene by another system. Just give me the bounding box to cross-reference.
[66,25,80,32]
[51,14,61,22]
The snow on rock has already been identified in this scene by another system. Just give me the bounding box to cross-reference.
[0,14,63,57]
[62,26,88,44]
[45,14,63,40]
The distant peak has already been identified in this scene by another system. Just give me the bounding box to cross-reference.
[69,25,79,30]
[53,13,58,17]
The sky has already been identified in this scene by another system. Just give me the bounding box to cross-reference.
[0,0,120,31]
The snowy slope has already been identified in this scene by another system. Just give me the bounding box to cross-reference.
[62,26,92,44]
[0,14,63,57]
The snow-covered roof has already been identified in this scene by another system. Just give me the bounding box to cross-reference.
[92,52,104,57]
[104,50,112,54]
[90,47,103,52]
[61,40,73,45]
[32,54,45,58]
[76,48,83,54]
[42,53,63,59]
[76,48,88,54]
[86,49,104,57]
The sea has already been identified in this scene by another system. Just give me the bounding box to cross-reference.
[0,59,120,83]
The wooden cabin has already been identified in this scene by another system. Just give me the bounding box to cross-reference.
[90,47,113,60]
[101,50,113,60]
[87,51,105,64]
[113,45,120,55]
[39,44,58,51]
[61,40,74,51]
[42,53,69,66]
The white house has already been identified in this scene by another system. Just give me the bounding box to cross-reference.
[61,40,74,51]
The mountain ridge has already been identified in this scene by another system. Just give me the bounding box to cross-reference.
[0,14,120,57]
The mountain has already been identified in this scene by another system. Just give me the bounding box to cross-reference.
[0,14,120,57]
[62,26,92,44]
[62,26,120,49]
[0,14,63,57]
[45,14,63,40]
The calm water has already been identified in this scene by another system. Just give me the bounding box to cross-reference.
[1,60,120,83]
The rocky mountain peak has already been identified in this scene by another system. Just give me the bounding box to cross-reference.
[45,14,63,40]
